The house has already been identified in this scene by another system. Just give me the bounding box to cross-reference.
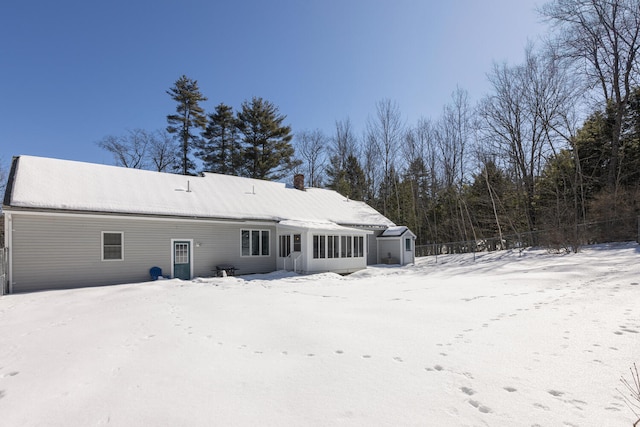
[2,155,415,293]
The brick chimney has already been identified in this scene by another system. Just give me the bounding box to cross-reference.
[293,174,305,190]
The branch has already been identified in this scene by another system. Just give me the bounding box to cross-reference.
[617,363,640,425]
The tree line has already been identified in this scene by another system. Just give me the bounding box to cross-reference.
[99,77,297,180]
[99,0,640,251]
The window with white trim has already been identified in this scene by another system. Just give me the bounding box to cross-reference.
[313,235,326,258]
[102,232,123,261]
[354,236,364,257]
[314,234,364,259]
[405,237,412,251]
[340,236,347,257]
[279,235,291,257]
[242,229,270,256]
[327,235,339,258]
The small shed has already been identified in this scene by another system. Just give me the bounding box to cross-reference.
[377,226,416,265]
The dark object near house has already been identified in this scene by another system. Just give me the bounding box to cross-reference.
[216,265,237,277]
[149,266,168,280]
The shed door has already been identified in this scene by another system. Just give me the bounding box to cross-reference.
[173,241,191,280]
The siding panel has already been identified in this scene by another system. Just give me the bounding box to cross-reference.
[10,214,276,292]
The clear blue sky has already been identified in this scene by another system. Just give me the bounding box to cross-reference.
[0,0,546,170]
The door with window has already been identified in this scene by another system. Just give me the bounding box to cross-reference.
[173,241,191,280]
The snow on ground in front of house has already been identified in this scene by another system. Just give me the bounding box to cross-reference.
[1,243,640,426]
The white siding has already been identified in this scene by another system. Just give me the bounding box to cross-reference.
[9,213,276,292]
[304,231,367,274]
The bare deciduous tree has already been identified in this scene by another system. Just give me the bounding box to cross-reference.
[294,129,327,187]
[479,47,569,234]
[436,88,472,188]
[541,0,640,190]
[97,129,177,172]
[331,118,358,172]
[366,99,404,216]
[148,130,178,172]
[98,129,150,169]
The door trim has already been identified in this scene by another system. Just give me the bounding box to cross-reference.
[170,238,194,280]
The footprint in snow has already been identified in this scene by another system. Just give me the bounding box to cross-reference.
[361,355,372,359]
[392,356,403,363]
[460,387,475,396]
[503,386,517,392]
[548,390,564,397]
[335,350,344,354]
[468,400,492,413]
[0,371,19,378]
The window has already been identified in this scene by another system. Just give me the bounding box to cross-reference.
[102,232,123,261]
[293,234,301,252]
[242,230,250,256]
[261,230,269,255]
[279,235,291,257]
[328,235,339,258]
[312,234,362,259]
[354,236,364,257]
[174,242,189,264]
[405,238,412,251]
[241,229,269,256]
[340,236,347,258]
[251,230,260,255]
[313,235,326,258]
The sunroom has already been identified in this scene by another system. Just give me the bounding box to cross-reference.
[276,220,373,274]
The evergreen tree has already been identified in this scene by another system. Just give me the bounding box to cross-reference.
[235,97,294,180]
[343,155,366,200]
[573,110,612,198]
[166,75,208,175]
[327,154,366,200]
[198,103,240,174]
[325,154,347,193]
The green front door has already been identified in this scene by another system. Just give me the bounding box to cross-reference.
[173,241,191,280]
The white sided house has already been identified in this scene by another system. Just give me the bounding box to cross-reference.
[2,156,415,293]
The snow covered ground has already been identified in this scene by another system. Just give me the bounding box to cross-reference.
[1,243,639,426]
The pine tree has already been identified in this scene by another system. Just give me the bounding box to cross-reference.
[166,75,207,175]
[235,97,294,180]
[198,103,240,174]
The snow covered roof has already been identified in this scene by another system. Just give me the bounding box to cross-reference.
[278,219,374,233]
[4,156,395,228]
[379,226,414,238]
